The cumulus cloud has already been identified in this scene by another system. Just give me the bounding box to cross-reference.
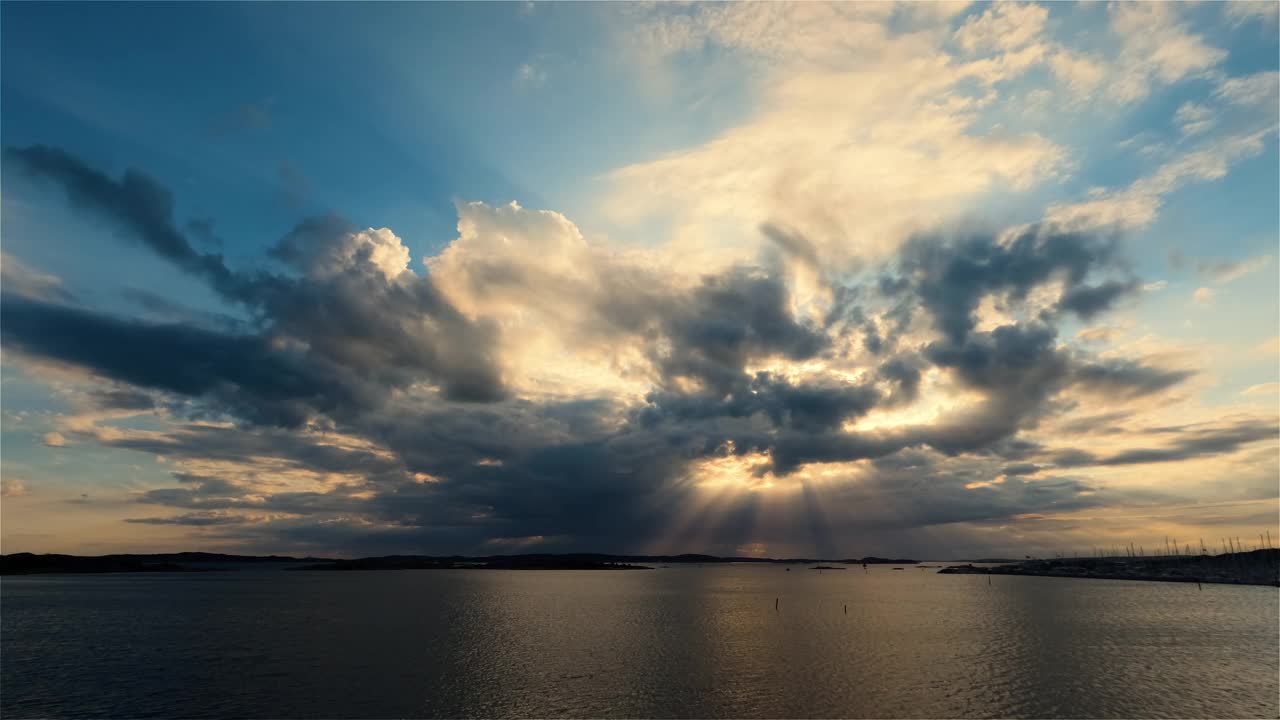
[3,35,1275,558]
[42,432,67,447]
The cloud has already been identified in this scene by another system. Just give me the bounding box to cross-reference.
[4,145,240,294]
[514,62,547,88]
[953,2,1048,54]
[1174,102,1214,136]
[1196,255,1272,284]
[1193,287,1214,305]
[1,479,30,497]
[0,253,73,302]
[125,511,249,526]
[1224,2,1279,27]
[1106,3,1225,103]
[42,431,67,447]
[1054,417,1280,468]
[1241,383,1279,397]
[1049,49,1107,98]
[1,135,1269,556]
[1215,70,1280,107]
[894,226,1132,344]
[607,2,1066,267]
[3,148,510,408]
[1045,131,1274,230]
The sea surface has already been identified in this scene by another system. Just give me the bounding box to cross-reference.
[3,564,1277,718]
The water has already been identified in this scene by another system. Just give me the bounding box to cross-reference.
[3,565,1277,718]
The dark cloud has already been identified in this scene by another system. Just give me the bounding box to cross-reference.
[4,148,508,407]
[1096,418,1279,466]
[88,388,156,412]
[878,354,923,406]
[1000,463,1041,476]
[119,287,247,333]
[104,424,404,478]
[4,145,241,295]
[125,512,248,526]
[760,222,821,271]
[1,293,374,427]
[1055,279,1139,319]
[652,266,827,396]
[1055,411,1133,435]
[1071,358,1194,399]
[1047,418,1279,468]
[896,226,1127,343]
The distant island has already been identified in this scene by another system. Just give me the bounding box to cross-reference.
[938,549,1280,587]
[0,552,332,575]
[1,551,918,575]
[296,555,654,571]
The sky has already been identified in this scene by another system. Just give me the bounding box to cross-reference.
[1,1,1277,560]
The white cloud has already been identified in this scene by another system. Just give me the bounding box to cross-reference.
[42,431,67,447]
[310,228,410,280]
[1,252,66,301]
[1224,2,1279,27]
[1241,382,1279,396]
[427,201,665,399]
[1197,255,1272,284]
[1193,287,1214,305]
[1215,71,1280,107]
[1106,3,1226,103]
[1049,49,1108,98]
[1174,102,1214,136]
[607,4,1067,267]
[1045,130,1273,230]
[954,2,1048,54]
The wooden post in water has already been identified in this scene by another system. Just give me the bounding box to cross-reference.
[775,597,779,612]
[844,604,847,615]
